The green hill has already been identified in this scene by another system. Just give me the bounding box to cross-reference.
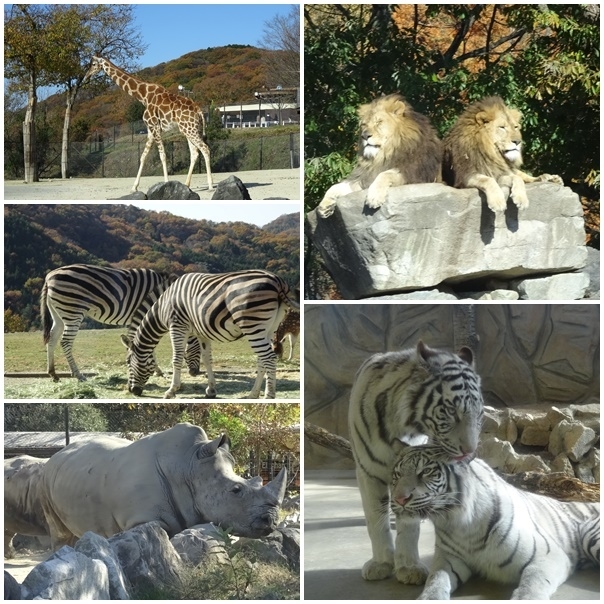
[4,204,300,332]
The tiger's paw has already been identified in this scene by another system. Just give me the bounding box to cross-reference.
[361,559,393,581]
[395,562,429,585]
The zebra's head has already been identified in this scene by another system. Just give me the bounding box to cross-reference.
[390,443,462,519]
[413,341,484,460]
[121,335,155,396]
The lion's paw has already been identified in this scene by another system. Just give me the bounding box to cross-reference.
[395,563,429,585]
[365,186,388,210]
[540,173,564,185]
[361,559,394,581]
[486,190,507,213]
[317,198,336,219]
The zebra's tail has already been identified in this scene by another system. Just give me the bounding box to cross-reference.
[280,283,300,311]
[41,282,52,345]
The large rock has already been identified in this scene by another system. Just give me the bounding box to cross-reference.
[75,531,130,599]
[21,546,110,600]
[147,180,200,200]
[109,522,184,595]
[306,182,587,299]
[211,175,251,200]
[170,525,228,567]
[4,571,21,600]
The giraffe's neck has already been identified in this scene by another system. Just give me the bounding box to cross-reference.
[100,59,148,105]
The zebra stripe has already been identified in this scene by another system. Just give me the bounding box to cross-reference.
[124,269,299,399]
[41,264,176,381]
[391,444,600,599]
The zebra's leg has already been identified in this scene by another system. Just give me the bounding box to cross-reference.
[356,469,395,580]
[248,340,277,399]
[199,341,217,398]
[165,327,187,399]
[46,306,65,381]
[59,318,86,381]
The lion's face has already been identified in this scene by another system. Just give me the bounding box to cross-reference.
[478,107,523,167]
[357,96,413,161]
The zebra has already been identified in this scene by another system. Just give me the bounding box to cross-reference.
[122,269,300,399]
[41,264,178,381]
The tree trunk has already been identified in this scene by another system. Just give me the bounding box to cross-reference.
[61,86,76,179]
[23,70,38,183]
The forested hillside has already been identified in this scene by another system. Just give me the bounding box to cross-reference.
[4,204,300,332]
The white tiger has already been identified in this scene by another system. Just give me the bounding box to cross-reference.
[348,340,484,584]
[390,443,600,600]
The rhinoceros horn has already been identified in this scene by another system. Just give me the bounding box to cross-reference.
[197,434,230,458]
[264,467,287,504]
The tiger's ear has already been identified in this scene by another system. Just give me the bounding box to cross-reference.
[457,346,474,366]
[391,438,410,454]
[416,339,437,362]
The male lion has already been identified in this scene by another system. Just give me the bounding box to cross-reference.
[317,94,442,218]
[443,96,563,213]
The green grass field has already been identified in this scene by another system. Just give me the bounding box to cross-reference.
[4,329,300,400]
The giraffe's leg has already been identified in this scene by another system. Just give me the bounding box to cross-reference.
[155,136,169,183]
[185,139,199,189]
[185,135,213,191]
[133,132,155,192]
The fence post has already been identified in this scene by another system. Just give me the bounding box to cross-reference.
[259,137,263,170]
[64,405,70,446]
[290,132,294,169]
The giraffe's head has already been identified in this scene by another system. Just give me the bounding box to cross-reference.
[84,56,106,81]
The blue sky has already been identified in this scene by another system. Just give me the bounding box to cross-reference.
[131,201,299,227]
[132,4,295,69]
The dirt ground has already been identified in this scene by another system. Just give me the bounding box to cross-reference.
[5,550,49,583]
[3,168,300,201]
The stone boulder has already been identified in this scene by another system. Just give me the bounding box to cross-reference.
[4,571,21,600]
[306,182,588,299]
[211,175,251,200]
[75,531,130,599]
[109,522,184,595]
[170,525,228,567]
[147,181,200,200]
[21,546,110,600]
[234,528,300,571]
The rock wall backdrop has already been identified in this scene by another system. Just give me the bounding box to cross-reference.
[304,304,599,469]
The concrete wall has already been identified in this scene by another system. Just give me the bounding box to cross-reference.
[304,304,599,469]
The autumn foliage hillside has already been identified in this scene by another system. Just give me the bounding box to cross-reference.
[4,204,300,332]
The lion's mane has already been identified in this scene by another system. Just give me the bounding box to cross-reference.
[442,96,523,187]
[347,94,442,188]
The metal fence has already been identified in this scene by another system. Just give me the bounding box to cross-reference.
[4,403,300,488]
[5,127,300,180]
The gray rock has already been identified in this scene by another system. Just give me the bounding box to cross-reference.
[234,528,300,570]
[109,522,184,595]
[511,272,589,300]
[550,453,575,476]
[211,175,251,200]
[21,546,110,600]
[549,420,597,461]
[113,191,148,200]
[277,528,300,571]
[75,531,130,599]
[170,527,228,567]
[583,246,600,299]
[362,288,458,300]
[4,571,21,600]
[147,181,200,200]
[466,289,519,300]
[519,425,550,447]
[307,182,587,299]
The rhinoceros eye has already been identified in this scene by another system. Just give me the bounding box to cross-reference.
[231,485,243,495]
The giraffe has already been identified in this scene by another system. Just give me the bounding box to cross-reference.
[84,56,213,192]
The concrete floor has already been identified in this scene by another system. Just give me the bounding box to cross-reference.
[304,470,600,600]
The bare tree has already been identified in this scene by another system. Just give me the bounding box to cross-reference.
[259,5,300,89]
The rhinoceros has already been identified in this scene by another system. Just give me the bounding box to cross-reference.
[40,423,287,548]
[4,455,49,557]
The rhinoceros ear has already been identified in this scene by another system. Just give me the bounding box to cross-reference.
[249,475,263,488]
[264,467,287,504]
[197,434,231,459]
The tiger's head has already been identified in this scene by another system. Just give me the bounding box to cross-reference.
[413,341,484,460]
[390,443,463,519]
